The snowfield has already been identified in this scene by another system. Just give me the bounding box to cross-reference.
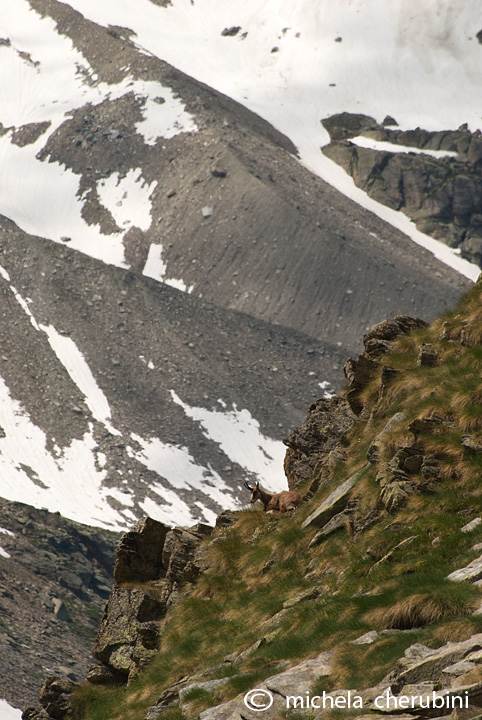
[0,0,197,266]
[1,0,480,278]
[57,0,482,280]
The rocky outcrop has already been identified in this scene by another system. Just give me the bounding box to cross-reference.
[24,516,214,718]
[322,113,482,266]
[91,518,212,683]
[283,396,356,492]
[23,306,482,720]
[343,316,427,417]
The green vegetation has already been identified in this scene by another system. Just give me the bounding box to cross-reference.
[72,280,482,720]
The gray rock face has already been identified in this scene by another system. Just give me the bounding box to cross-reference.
[344,316,426,417]
[309,511,349,546]
[462,517,482,532]
[0,498,118,710]
[283,396,356,492]
[351,631,380,645]
[322,113,482,266]
[114,517,169,584]
[417,343,438,367]
[38,677,76,720]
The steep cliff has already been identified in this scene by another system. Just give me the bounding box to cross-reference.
[322,114,482,266]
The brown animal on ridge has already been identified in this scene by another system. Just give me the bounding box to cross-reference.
[244,481,302,513]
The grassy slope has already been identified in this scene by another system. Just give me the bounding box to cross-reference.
[74,280,482,720]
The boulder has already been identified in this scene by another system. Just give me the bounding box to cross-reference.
[302,466,368,529]
[417,344,438,367]
[38,677,76,720]
[447,553,482,583]
[51,598,71,623]
[351,631,380,645]
[380,481,414,511]
[309,512,349,547]
[87,663,125,685]
[462,518,482,532]
[462,436,482,454]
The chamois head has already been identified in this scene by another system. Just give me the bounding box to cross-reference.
[244,480,260,504]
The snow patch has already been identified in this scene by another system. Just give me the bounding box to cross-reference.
[0,272,120,436]
[0,133,127,267]
[143,243,193,292]
[0,527,15,537]
[139,491,197,528]
[39,324,120,436]
[97,169,157,232]
[129,433,238,510]
[62,0,482,280]
[350,136,459,159]
[170,391,286,492]
[133,80,198,144]
[0,699,22,720]
[318,380,335,398]
[0,0,197,270]
[0,375,127,530]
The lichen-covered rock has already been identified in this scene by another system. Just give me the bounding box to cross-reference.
[417,343,438,367]
[462,435,482,454]
[447,554,482,583]
[38,677,76,720]
[22,710,50,720]
[198,651,332,720]
[87,662,125,685]
[380,480,414,511]
[309,512,349,547]
[92,518,213,682]
[93,586,165,677]
[162,524,212,587]
[385,634,482,691]
[302,466,368,529]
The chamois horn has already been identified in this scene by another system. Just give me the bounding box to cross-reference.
[243,480,254,491]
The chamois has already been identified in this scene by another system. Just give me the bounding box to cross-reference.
[244,480,302,513]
